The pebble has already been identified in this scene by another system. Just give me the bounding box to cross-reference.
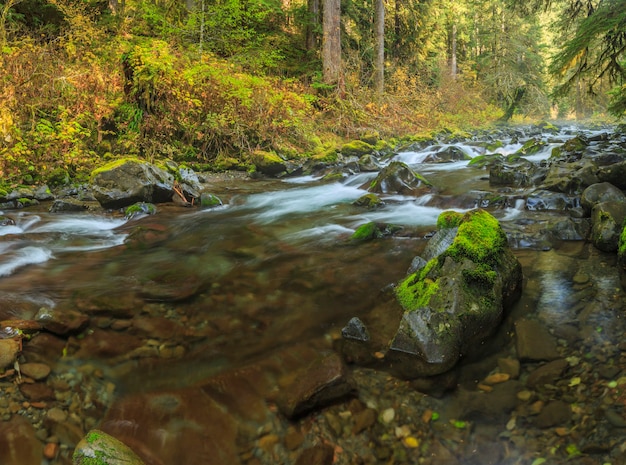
[0,339,20,370]
[19,363,51,381]
[381,407,395,424]
[484,372,510,385]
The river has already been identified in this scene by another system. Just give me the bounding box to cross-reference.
[1,124,625,465]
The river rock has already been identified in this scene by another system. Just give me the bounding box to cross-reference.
[542,159,599,195]
[250,150,287,176]
[35,306,89,336]
[425,145,472,163]
[295,444,335,465]
[598,160,626,189]
[490,159,542,187]
[0,338,20,369]
[0,415,43,465]
[514,319,560,361]
[380,209,523,378]
[73,430,146,465]
[362,161,432,196]
[580,182,626,216]
[535,400,571,428]
[526,359,568,389]
[101,388,240,465]
[590,200,626,252]
[90,158,176,209]
[19,362,51,380]
[49,198,93,213]
[276,352,355,419]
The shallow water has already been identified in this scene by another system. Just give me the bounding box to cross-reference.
[1,125,624,464]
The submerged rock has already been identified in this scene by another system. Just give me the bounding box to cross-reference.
[0,415,43,465]
[346,209,523,378]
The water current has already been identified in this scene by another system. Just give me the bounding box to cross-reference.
[1,124,625,464]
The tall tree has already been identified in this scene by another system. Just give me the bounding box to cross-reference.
[322,0,341,87]
[306,0,320,50]
[373,0,385,94]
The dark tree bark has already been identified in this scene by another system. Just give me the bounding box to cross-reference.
[322,0,341,87]
[374,0,385,95]
[306,0,320,50]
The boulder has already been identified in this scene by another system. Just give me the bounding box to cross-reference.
[590,200,626,252]
[490,159,543,187]
[362,161,432,196]
[580,182,626,216]
[542,159,599,195]
[340,140,375,158]
[424,145,472,163]
[250,150,287,176]
[349,209,522,378]
[598,160,626,189]
[90,158,175,209]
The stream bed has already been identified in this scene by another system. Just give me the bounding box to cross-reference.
[1,124,626,464]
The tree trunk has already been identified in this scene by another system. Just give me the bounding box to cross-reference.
[450,22,457,79]
[306,0,320,51]
[374,0,385,95]
[322,0,341,87]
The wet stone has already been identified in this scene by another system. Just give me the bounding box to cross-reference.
[277,352,355,419]
[352,407,377,434]
[0,338,20,370]
[526,359,569,389]
[341,317,370,342]
[35,307,89,336]
[73,430,146,465]
[497,357,520,378]
[294,444,335,465]
[19,362,51,381]
[535,400,571,428]
[515,319,560,361]
[19,382,56,401]
[0,415,44,465]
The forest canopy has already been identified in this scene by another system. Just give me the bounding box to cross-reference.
[0,0,623,185]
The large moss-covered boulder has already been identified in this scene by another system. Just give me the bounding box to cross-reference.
[250,150,287,176]
[590,201,626,253]
[375,210,522,378]
[490,159,543,187]
[340,140,375,158]
[362,161,432,196]
[90,158,175,209]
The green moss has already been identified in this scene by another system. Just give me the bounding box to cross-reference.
[619,221,626,259]
[311,147,339,163]
[351,222,379,241]
[446,210,507,265]
[395,209,507,313]
[468,154,503,168]
[352,193,384,209]
[515,138,546,156]
[90,157,144,179]
[340,140,375,157]
[437,210,463,230]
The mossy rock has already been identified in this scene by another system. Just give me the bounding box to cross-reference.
[124,202,157,219]
[311,147,339,164]
[386,209,522,378]
[468,153,503,169]
[351,222,401,242]
[73,429,146,465]
[364,161,432,196]
[352,193,384,210]
[340,140,375,158]
[515,138,546,156]
[250,150,287,176]
[90,157,145,180]
[200,193,223,208]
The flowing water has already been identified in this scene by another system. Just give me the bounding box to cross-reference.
[1,125,625,464]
